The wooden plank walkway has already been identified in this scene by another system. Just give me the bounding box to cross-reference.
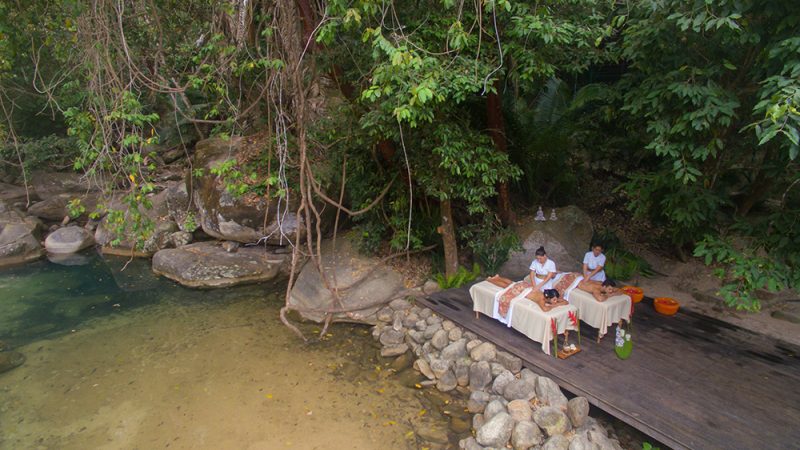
[421,285,800,450]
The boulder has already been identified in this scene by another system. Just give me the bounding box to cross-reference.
[542,435,570,450]
[512,420,543,449]
[467,390,492,413]
[533,406,571,436]
[436,369,458,392]
[0,203,43,267]
[30,171,88,199]
[500,206,594,277]
[492,370,516,395]
[484,399,506,421]
[27,193,101,222]
[287,237,406,324]
[45,226,95,254]
[569,432,600,450]
[535,377,568,410]
[567,397,590,428]
[441,339,468,361]
[152,241,288,288]
[164,180,198,232]
[94,189,177,257]
[431,329,449,350]
[470,342,497,362]
[381,344,408,357]
[469,361,493,391]
[192,137,302,245]
[496,351,523,373]
[476,412,514,448]
[503,379,536,402]
[0,182,33,204]
[414,359,436,380]
[507,399,533,422]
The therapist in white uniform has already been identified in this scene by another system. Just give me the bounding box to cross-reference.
[582,243,606,282]
[529,246,557,291]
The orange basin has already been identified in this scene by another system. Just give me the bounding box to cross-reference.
[622,286,644,303]
[654,297,680,316]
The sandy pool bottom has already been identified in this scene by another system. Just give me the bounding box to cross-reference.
[0,294,456,450]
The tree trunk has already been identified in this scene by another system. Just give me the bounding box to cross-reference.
[294,0,316,50]
[440,198,459,278]
[487,82,514,225]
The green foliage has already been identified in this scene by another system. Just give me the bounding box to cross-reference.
[182,212,199,233]
[435,263,481,290]
[694,208,800,311]
[593,228,654,281]
[0,135,79,179]
[460,220,521,274]
[66,198,85,219]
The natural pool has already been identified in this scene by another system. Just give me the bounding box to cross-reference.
[0,253,468,449]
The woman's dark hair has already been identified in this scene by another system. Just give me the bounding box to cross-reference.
[602,279,616,287]
[591,242,604,249]
[534,246,547,257]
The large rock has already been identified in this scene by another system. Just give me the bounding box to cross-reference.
[0,202,43,267]
[45,226,95,254]
[0,182,33,204]
[95,189,182,257]
[476,412,514,448]
[535,377,568,410]
[287,237,406,324]
[500,206,593,277]
[152,241,288,288]
[512,420,543,449]
[27,193,101,222]
[533,406,571,436]
[30,171,88,199]
[192,137,302,245]
[567,397,590,428]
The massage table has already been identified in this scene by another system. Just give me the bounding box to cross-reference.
[567,288,632,341]
[469,280,578,355]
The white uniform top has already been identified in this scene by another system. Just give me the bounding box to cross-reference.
[529,258,557,291]
[583,251,606,282]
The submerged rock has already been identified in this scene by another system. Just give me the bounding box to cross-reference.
[0,350,25,374]
[152,241,288,288]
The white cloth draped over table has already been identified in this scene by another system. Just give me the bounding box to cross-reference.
[567,288,631,339]
[469,280,577,355]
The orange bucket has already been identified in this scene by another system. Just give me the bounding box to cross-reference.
[654,297,680,316]
[622,286,644,303]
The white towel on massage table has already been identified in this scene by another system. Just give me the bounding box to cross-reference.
[469,280,578,355]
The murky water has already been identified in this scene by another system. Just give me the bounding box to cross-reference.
[0,252,468,449]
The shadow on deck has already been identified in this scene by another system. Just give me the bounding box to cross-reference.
[420,285,800,450]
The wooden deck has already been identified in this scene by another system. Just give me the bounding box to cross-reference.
[421,285,800,450]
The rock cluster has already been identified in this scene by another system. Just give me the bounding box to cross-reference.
[372,301,624,450]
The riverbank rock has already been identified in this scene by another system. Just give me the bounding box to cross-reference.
[95,188,184,257]
[0,202,43,267]
[287,237,406,324]
[45,226,95,254]
[500,206,593,277]
[192,136,302,245]
[152,241,289,288]
[477,412,514,447]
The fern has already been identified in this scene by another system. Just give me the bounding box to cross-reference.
[436,263,481,289]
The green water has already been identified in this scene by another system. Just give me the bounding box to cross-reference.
[0,252,468,449]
